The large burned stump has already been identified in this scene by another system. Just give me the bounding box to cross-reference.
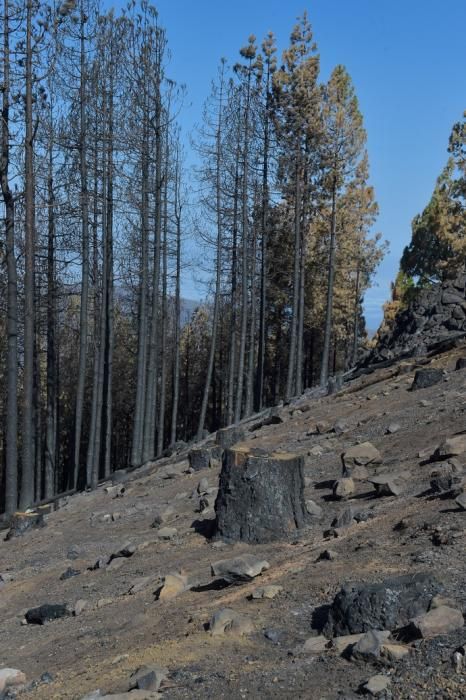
[214,447,307,543]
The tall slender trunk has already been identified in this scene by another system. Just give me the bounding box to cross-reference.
[256,66,271,412]
[352,260,361,366]
[73,6,90,489]
[45,133,57,500]
[20,0,36,508]
[226,149,240,426]
[285,155,301,402]
[197,69,225,439]
[234,68,252,423]
[170,155,181,446]
[142,81,163,462]
[320,176,337,387]
[1,0,18,515]
[104,78,114,479]
[157,143,169,456]
[131,100,149,467]
[85,129,101,487]
[91,144,108,489]
[245,221,257,417]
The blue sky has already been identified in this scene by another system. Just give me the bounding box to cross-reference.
[113,0,466,328]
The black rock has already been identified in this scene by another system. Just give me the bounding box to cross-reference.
[66,544,82,560]
[411,368,444,391]
[59,567,80,581]
[456,357,466,371]
[25,603,71,625]
[323,573,441,637]
[214,448,308,543]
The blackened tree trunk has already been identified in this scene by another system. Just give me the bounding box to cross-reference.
[320,177,337,387]
[20,0,36,509]
[44,130,57,500]
[73,6,90,489]
[215,446,307,543]
[1,0,18,515]
[285,156,301,402]
[170,148,182,446]
[132,99,150,467]
[197,65,225,439]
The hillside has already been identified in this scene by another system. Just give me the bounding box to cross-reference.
[1,342,466,700]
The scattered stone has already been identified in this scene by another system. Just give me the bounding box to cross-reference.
[363,674,391,696]
[109,542,136,562]
[215,426,245,449]
[0,668,26,693]
[411,368,444,391]
[74,599,88,616]
[308,445,324,457]
[89,557,108,571]
[251,585,282,600]
[152,505,176,528]
[96,597,114,609]
[25,603,71,625]
[333,477,355,500]
[456,492,466,510]
[214,447,307,543]
[155,572,189,600]
[368,474,403,497]
[333,418,349,435]
[318,549,338,561]
[306,499,323,518]
[456,357,466,371]
[129,664,168,692]
[188,445,223,471]
[209,608,253,637]
[302,635,329,653]
[429,594,458,610]
[324,573,441,636]
[331,506,355,530]
[211,554,270,582]
[128,577,155,595]
[104,484,125,498]
[351,629,391,661]
[406,605,464,639]
[197,478,209,495]
[67,544,83,560]
[342,442,382,472]
[436,434,466,458]
[331,633,365,654]
[60,567,81,581]
[430,463,462,493]
[381,642,412,662]
[156,527,177,540]
[386,422,401,434]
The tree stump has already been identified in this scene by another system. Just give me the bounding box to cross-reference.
[214,447,308,543]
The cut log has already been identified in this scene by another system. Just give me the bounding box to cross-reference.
[214,447,307,543]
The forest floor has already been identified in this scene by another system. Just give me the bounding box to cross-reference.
[1,346,466,700]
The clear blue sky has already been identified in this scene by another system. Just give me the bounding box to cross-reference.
[113,0,466,328]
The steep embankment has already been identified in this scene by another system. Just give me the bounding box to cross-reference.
[368,273,466,365]
[1,344,466,699]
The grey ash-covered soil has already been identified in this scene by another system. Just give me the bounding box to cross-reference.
[1,347,466,699]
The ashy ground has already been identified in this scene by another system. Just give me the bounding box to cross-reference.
[1,347,466,700]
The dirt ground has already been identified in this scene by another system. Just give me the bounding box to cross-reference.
[1,347,466,700]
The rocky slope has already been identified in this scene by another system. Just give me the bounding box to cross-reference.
[1,345,466,699]
[367,274,466,365]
